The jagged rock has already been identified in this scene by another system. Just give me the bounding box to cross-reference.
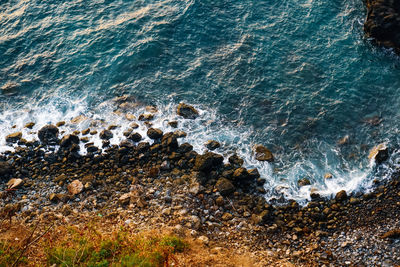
[99,130,113,140]
[364,0,400,53]
[177,103,199,119]
[60,134,80,148]
[228,154,244,167]
[205,140,220,150]
[253,144,274,162]
[248,168,260,179]
[38,125,59,145]
[368,144,389,164]
[5,132,22,143]
[215,178,235,196]
[161,133,179,151]
[70,115,88,124]
[194,152,223,173]
[232,167,249,182]
[147,128,163,140]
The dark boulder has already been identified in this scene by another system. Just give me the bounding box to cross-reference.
[128,132,142,142]
[228,154,244,167]
[5,132,22,143]
[137,142,150,153]
[194,152,223,173]
[147,128,163,140]
[364,0,400,53]
[205,140,220,151]
[161,132,179,151]
[60,134,80,148]
[177,103,199,119]
[99,130,113,140]
[253,144,274,162]
[369,144,389,165]
[215,178,235,196]
[335,190,347,201]
[38,125,59,145]
[232,167,250,182]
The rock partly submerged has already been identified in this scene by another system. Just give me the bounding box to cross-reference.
[364,0,400,53]
[177,103,199,119]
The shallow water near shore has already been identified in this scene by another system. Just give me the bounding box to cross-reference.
[1,0,400,202]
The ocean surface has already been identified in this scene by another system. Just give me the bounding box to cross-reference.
[1,0,400,203]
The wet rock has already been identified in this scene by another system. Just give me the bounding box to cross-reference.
[146,105,158,113]
[337,135,349,145]
[67,180,83,195]
[38,125,59,145]
[232,167,250,182]
[349,197,360,205]
[248,168,260,179]
[335,190,347,201]
[56,121,66,127]
[298,178,311,187]
[368,144,389,165]
[5,132,22,143]
[24,122,35,129]
[108,125,118,130]
[228,154,244,167]
[168,121,178,128]
[99,130,113,140]
[215,178,235,196]
[173,130,187,138]
[82,128,90,135]
[205,140,220,150]
[324,173,333,179]
[364,0,400,53]
[137,142,150,153]
[130,122,139,129]
[125,113,136,121]
[253,144,274,162]
[70,115,88,124]
[60,134,80,148]
[147,128,163,140]
[194,152,223,173]
[128,132,142,142]
[138,113,154,121]
[177,103,199,119]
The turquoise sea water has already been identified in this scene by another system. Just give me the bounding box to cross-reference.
[1,0,400,202]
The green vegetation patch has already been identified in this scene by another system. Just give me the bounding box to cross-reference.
[44,226,188,267]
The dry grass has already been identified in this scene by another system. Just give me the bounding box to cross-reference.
[0,215,289,267]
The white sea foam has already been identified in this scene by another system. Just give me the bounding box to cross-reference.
[0,98,395,204]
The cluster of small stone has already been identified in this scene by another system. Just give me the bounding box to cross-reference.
[0,102,399,266]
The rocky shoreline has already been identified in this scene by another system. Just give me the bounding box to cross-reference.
[364,0,400,53]
[0,103,399,266]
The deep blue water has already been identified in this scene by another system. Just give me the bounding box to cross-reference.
[1,0,400,201]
